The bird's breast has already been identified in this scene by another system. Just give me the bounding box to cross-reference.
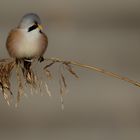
[9,29,47,59]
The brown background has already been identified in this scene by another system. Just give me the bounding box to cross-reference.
[0,0,140,140]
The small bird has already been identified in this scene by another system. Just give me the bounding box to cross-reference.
[6,13,48,75]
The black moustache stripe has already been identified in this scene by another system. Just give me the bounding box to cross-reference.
[28,24,38,32]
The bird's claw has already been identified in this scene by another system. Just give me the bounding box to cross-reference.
[38,57,44,62]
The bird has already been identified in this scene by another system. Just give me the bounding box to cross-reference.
[6,13,48,78]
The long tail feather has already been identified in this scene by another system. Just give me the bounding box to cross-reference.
[24,60,31,71]
[23,60,32,82]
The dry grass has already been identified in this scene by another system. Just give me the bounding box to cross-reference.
[0,58,15,105]
[0,57,140,106]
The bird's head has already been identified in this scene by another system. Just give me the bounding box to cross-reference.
[18,13,43,32]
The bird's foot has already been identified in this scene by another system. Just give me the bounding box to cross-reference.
[38,56,44,63]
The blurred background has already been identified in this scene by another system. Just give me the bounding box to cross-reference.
[0,0,140,140]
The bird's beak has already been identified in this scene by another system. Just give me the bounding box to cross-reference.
[38,24,43,30]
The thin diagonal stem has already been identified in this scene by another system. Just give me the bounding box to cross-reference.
[46,57,140,88]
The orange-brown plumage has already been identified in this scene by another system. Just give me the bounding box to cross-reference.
[6,28,48,59]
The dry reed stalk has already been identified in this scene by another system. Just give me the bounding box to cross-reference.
[15,63,24,107]
[0,57,140,106]
[45,57,140,87]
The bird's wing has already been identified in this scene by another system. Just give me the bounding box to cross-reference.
[6,28,22,58]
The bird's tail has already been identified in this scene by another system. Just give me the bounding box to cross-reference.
[23,60,32,72]
[23,60,35,84]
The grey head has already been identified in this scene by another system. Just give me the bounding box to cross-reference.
[18,13,41,29]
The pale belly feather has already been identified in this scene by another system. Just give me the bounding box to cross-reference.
[16,29,42,58]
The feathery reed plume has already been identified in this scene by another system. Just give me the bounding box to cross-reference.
[0,59,15,105]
